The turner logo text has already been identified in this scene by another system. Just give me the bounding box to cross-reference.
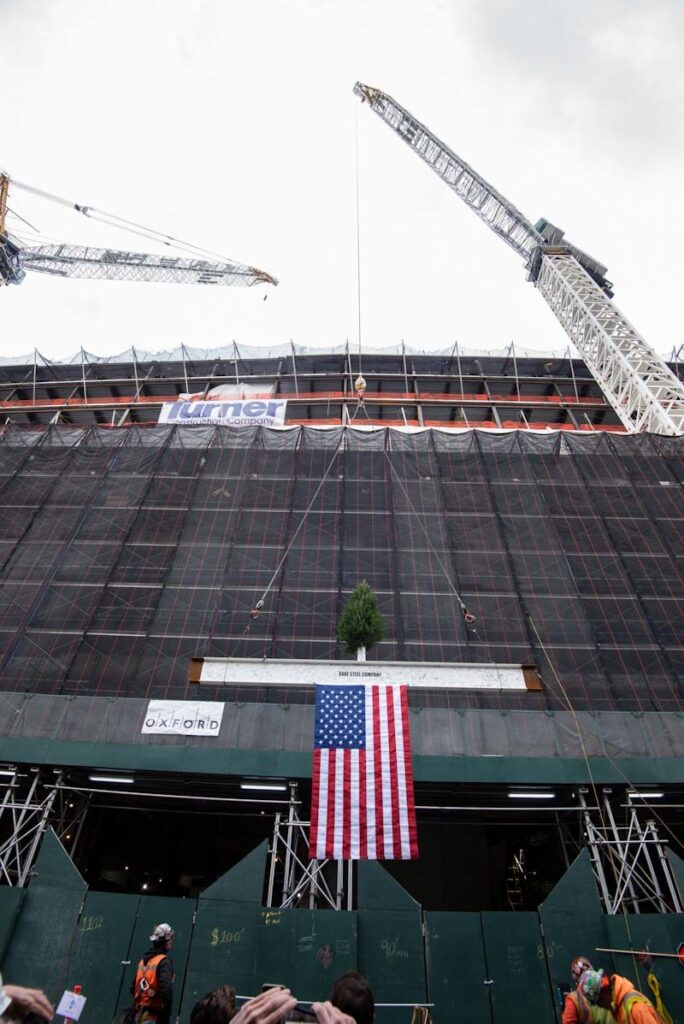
[158,400,287,426]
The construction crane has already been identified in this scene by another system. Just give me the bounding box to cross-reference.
[0,172,277,289]
[354,83,684,435]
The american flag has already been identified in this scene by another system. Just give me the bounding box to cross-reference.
[309,683,418,860]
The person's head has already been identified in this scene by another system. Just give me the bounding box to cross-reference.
[579,969,609,1006]
[189,986,237,1024]
[150,923,174,951]
[571,957,594,984]
[330,972,374,1024]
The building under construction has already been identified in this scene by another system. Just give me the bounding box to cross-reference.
[0,342,683,1024]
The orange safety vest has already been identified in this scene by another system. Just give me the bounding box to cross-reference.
[134,954,167,1013]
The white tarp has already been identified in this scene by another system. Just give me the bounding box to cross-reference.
[158,399,286,426]
[142,699,224,735]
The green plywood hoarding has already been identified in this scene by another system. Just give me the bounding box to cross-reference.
[358,908,426,1024]
[604,914,684,1023]
[256,908,357,1003]
[179,847,268,1023]
[180,901,261,1023]
[1,829,86,1000]
[481,912,556,1024]
[63,891,140,1024]
[424,912,492,1024]
[357,861,427,1024]
[0,887,24,962]
[539,849,612,1004]
[114,896,195,1024]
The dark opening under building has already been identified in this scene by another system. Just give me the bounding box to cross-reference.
[0,344,682,1024]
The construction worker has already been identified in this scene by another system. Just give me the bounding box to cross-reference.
[579,968,665,1024]
[563,957,612,1024]
[132,923,175,1024]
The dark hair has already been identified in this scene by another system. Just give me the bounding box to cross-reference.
[189,986,237,1024]
[330,971,374,1024]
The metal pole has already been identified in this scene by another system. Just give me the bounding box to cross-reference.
[181,344,190,395]
[291,342,300,398]
[282,783,297,903]
[648,819,682,912]
[336,859,344,911]
[233,341,241,387]
[81,348,88,404]
[579,790,613,912]
[266,811,281,907]
[511,340,520,399]
[18,773,60,886]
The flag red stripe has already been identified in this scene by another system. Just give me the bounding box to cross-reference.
[327,747,338,859]
[310,748,322,858]
[359,748,368,859]
[386,686,401,857]
[400,685,418,857]
[372,685,384,855]
[343,747,352,859]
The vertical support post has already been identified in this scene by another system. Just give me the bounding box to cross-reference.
[181,344,190,396]
[511,340,520,399]
[266,812,282,908]
[32,348,37,406]
[19,772,60,887]
[132,347,140,402]
[567,345,580,404]
[81,348,88,404]
[579,790,613,913]
[232,341,241,388]
[336,859,344,911]
[648,819,683,912]
[290,341,300,398]
[281,782,297,903]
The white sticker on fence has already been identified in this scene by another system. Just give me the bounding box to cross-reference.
[142,700,225,735]
[56,992,87,1022]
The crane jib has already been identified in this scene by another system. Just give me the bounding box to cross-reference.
[354,81,684,435]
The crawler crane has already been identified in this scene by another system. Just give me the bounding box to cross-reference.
[354,83,684,435]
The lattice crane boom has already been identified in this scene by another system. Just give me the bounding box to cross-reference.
[0,172,278,289]
[13,242,276,287]
[354,82,684,435]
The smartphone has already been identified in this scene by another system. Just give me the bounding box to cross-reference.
[260,987,316,1020]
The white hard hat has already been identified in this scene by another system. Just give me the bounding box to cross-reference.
[150,922,174,943]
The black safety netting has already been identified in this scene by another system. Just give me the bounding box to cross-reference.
[0,424,682,712]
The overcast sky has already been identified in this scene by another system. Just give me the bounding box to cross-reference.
[2,0,683,362]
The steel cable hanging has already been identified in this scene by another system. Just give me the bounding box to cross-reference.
[7,176,254,267]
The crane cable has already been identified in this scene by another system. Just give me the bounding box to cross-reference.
[241,428,347,634]
[6,176,251,268]
[355,104,363,376]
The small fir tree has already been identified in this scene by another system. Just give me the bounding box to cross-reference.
[337,580,385,657]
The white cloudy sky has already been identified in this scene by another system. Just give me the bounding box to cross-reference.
[2,0,683,361]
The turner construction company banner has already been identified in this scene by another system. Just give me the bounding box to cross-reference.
[158,399,287,427]
[142,700,224,735]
